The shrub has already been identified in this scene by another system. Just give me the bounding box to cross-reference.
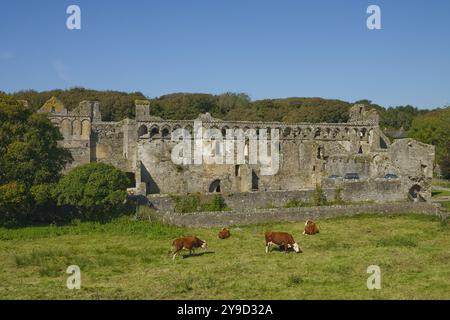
[52,163,130,218]
[284,199,307,208]
[171,193,229,213]
[204,194,228,212]
[0,182,31,225]
[332,187,346,205]
[313,184,327,206]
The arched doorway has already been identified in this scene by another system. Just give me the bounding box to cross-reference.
[251,170,259,191]
[408,185,422,202]
[209,179,221,193]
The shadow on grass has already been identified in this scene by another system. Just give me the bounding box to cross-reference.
[181,251,215,259]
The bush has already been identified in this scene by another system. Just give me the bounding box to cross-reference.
[171,193,229,213]
[0,182,31,225]
[313,184,327,206]
[332,187,346,205]
[284,199,308,208]
[52,163,130,218]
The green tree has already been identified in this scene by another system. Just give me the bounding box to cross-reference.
[0,182,30,225]
[442,140,450,179]
[0,94,72,223]
[52,163,130,216]
[409,107,450,178]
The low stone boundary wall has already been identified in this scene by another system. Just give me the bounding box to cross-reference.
[161,202,443,228]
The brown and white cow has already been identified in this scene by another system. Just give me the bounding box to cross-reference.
[170,236,208,260]
[265,232,302,253]
[218,228,231,239]
[303,220,320,235]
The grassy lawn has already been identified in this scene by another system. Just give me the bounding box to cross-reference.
[0,214,449,300]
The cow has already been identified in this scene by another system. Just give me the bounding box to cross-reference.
[303,220,320,235]
[218,228,231,239]
[170,236,208,260]
[265,232,302,253]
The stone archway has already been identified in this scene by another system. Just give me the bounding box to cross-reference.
[408,184,423,202]
[209,179,221,193]
[138,125,148,138]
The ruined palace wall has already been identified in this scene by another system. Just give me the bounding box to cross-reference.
[135,118,379,194]
[91,121,133,172]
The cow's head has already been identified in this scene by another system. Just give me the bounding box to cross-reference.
[292,242,303,253]
[201,240,208,249]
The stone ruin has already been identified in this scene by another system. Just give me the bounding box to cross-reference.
[37,97,435,203]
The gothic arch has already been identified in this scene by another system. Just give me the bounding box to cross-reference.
[60,118,72,138]
[81,120,91,138]
[161,126,171,139]
[150,126,160,139]
[138,125,148,138]
[72,119,81,136]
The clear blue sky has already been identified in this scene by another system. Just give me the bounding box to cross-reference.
[1,0,449,109]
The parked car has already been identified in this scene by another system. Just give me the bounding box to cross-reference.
[328,175,341,180]
[344,173,360,180]
[384,173,399,180]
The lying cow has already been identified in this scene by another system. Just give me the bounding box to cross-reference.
[265,232,302,253]
[218,228,231,239]
[303,220,320,235]
[170,236,208,260]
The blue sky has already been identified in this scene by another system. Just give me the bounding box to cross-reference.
[1,0,449,109]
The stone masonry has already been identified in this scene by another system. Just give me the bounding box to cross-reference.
[38,97,435,203]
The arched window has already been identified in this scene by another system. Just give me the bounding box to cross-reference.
[161,127,170,139]
[150,127,160,139]
[138,125,148,138]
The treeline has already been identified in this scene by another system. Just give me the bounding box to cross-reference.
[10,88,428,129]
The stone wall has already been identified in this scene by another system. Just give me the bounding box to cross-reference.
[147,182,412,213]
[161,202,442,228]
[37,98,435,204]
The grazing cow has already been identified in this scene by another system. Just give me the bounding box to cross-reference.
[265,232,302,253]
[218,228,231,239]
[303,220,320,235]
[170,236,208,260]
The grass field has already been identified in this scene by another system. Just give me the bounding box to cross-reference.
[0,214,449,300]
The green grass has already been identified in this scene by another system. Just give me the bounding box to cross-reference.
[0,214,449,299]
[433,179,450,189]
[439,201,450,212]
[432,189,450,198]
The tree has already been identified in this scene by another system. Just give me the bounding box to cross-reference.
[442,140,450,179]
[0,94,72,223]
[52,163,130,216]
[409,107,450,178]
[0,182,30,225]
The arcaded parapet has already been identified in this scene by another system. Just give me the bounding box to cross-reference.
[37,97,102,170]
[39,98,435,203]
